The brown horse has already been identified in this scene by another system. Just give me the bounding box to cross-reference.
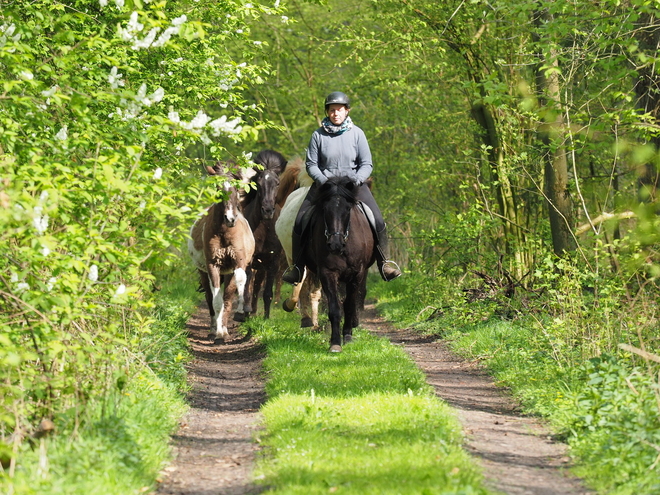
[241,150,286,319]
[188,163,255,341]
[301,176,375,352]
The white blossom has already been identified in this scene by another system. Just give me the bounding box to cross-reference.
[41,246,51,257]
[274,0,280,8]
[32,206,49,235]
[168,111,181,124]
[55,125,68,141]
[138,200,146,210]
[172,14,187,26]
[132,27,159,50]
[115,284,126,295]
[115,0,125,9]
[189,110,211,129]
[46,277,57,292]
[20,70,33,80]
[99,0,108,7]
[41,86,58,98]
[153,167,163,180]
[88,264,99,282]
[108,66,125,89]
[151,87,164,103]
[281,16,289,22]
[16,282,29,292]
[208,115,243,136]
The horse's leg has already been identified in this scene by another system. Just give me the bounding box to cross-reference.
[342,279,361,344]
[262,265,276,319]
[198,269,215,331]
[238,266,253,320]
[252,267,266,317]
[232,267,248,322]
[321,272,342,352]
[310,274,322,330]
[208,266,226,341]
[283,268,307,312]
[222,274,237,341]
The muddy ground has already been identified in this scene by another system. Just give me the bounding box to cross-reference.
[155,302,592,495]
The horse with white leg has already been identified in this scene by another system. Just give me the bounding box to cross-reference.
[188,163,255,342]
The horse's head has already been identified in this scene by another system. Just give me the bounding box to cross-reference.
[316,177,358,255]
[252,169,280,220]
[206,162,242,227]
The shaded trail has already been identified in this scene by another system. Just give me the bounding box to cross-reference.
[156,306,265,495]
[156,301,592,495]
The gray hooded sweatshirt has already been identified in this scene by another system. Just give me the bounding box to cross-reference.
[305,124,373,186]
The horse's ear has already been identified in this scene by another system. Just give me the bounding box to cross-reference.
[206,165,217,175]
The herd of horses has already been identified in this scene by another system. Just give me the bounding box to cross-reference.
[187,149,377,353]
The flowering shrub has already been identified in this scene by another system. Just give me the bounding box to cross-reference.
[0,0,277,470]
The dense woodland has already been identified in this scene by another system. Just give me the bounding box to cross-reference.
[1,0,659,493]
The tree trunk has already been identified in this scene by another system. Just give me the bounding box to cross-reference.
[534,9,576,255]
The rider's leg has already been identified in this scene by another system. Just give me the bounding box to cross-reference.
[282,187,315,285]
[356,185,402,282]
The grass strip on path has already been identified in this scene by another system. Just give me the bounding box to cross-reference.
[245,312,491,495]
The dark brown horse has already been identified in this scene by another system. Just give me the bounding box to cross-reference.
[302,176,375,352]
[188,163,255,341]
[241,150,287,319]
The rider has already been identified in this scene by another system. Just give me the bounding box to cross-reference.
[282,91,402,285]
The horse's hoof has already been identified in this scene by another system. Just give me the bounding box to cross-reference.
[329,344,342,353]
[283,299,296,312]
[300,316,313,328]
[343,335,353,344]
[233,312,246,322]
[209,333,225,343]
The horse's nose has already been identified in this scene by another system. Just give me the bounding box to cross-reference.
[262,205,275,220]
[225,215,236,227]
[327,237,344,254]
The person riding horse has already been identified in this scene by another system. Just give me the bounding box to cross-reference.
[282,91,402,285]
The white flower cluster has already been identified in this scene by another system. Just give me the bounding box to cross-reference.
[168,110,243,137]
[108,66,125,89]
[0,23,21,51]
[118,12,187,51]
[109,83,165,121]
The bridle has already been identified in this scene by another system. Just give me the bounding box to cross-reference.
[324,217,350,243]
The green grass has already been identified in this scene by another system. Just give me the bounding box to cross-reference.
[246,311,491,495]
[369,272,660,495]
[1,259,199,495]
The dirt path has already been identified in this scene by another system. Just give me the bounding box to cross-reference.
[156,302,592,495]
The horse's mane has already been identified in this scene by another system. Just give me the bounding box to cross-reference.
[254,149,287,174]
[276,156,313,206]
[313,176,358,207]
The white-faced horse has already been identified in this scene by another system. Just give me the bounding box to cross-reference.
[188,163,255,341]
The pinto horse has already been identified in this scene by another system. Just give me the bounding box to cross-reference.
[240,150,286,319]
[274,158,322,329]
[188,163,255,341]
[302,177,375,352]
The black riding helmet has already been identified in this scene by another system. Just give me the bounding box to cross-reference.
[324,91,350,110]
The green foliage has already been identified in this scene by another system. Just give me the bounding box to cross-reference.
[245,313,490,494]
[0,0,272,491]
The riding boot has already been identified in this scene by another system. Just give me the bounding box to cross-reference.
[282,231,305,285]
[376,227,402,282]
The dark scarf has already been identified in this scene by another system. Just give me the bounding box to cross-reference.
[322,116,353,135]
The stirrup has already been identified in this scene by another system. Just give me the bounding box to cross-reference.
[379,260,402,282]
[282,265,303,285]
